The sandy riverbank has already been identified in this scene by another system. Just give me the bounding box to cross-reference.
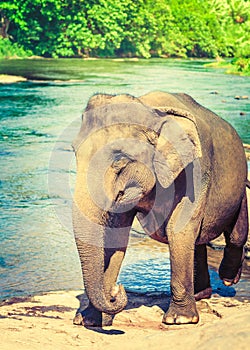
[0,74,27,83]
[0,290,250,350]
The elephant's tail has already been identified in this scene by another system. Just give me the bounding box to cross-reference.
[246,179,250,189]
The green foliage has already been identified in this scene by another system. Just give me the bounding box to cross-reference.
[0,0,249,60]
[0,37,31,58]
[230,57,250,75]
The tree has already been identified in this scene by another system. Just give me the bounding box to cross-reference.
[1,0,250,59]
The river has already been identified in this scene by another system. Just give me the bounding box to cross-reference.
[0,58,249,301]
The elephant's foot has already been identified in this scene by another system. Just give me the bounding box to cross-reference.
[73,304,113,327]
[219,245,244,287]
[162,300,199,325]
[221,266,242,287]
[194,287,212,301]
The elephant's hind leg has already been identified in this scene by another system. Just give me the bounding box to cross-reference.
[194,244,212,301]
[219,191,248,286]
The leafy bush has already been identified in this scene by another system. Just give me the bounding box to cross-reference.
[0,38,32,58]
[230,57,250,75]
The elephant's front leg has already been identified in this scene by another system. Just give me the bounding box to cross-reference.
[73,247,114,327]
[163,200,204,324]
[73,247,126,327]
[163,233,199,324]
[73,301,113,327]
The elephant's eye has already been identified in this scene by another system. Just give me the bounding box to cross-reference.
[113,158,131,175]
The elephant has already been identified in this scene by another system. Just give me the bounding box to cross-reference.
[72,91,249,326]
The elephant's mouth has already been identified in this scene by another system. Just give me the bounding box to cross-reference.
[112,187,156,218]
[112,198,140,214]
[112,186,151,213]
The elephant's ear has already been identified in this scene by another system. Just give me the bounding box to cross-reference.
[153,109,202,188]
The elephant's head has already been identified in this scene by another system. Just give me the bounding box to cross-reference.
[72,94,202,315]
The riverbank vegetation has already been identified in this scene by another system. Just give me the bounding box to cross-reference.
[0,0,249,74]
[205,57,250,76]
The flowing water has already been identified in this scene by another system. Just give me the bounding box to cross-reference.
[0,58,249,301]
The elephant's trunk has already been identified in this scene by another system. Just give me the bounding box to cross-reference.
[73,203,128,315]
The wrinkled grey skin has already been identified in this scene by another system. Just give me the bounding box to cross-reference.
[72,91,249,326]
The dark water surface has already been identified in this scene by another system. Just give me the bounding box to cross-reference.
[0,58,249,301]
